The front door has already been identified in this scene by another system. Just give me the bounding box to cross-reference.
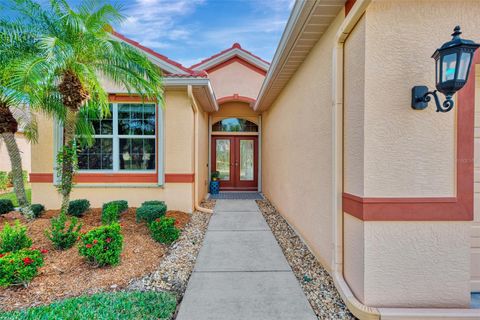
[212,136,258,191]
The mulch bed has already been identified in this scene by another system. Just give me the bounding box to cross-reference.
[0,208,190,311]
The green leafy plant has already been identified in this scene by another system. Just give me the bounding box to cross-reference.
[30,204,45,218]
[45,212,82,250]
[211,171,220,181]
[136,204,166,224]
[0,172,8,191]
[0,199,14,215]
[0,220,32,254]
[78,223,123,266]
[102,200,128,215]
[149,217,180,244]
[0,248,44,287]
[101,203,121,225]
[0,291,176,319]
[141,200,165,207]
[67,199,90,217]
[7,170,28,186]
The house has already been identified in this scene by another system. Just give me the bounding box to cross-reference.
[29,0,480,319]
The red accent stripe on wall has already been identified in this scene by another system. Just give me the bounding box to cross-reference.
[30,173,194,184]
[345,0,357,16]
[108,94,157,102]
[343,52,478,221]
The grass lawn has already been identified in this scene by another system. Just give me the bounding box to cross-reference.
[0,188,31,207]
[0,291,177,320]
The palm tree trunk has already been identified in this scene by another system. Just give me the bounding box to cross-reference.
[1,132,29,207]
[59,109,77,214]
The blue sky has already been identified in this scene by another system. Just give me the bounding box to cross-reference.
[112,0,293,67]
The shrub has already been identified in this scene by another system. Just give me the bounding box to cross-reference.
[45,212,82,250]
[78,223,123,266]
[0,199,14,215]
[67,199,90,217]
[30,204,45,218]
[0,220,32,254]
[0,248,44,287]
[136,204,166,224]
[149,217,180,244]
[102,200,128,215]
[0,291,177,319]
[101,202,121,225]
[0,172,8,191]
[141,200,165,207]
[7,170,28,186]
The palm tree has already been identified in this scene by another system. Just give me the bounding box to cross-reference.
[3,0,163,213]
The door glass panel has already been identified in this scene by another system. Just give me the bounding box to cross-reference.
[240,140,254,181]
[216,139,230,180]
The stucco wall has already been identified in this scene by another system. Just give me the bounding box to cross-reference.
[197,109,209,202]
[0,133,31,174]
[472,65,480,291]
[341,0,479,308]
[261,12,344,270]
[208,61,265,100]
[31,88,196,212]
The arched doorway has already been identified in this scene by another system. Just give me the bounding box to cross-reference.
[211,118,258,191]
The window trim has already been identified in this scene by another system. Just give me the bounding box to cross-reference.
[53,100,164,186]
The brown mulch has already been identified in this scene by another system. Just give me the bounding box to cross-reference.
[0,208,190,311]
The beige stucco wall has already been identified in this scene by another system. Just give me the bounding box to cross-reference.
[197,109,209,202]
[261,11,345,271]
[341,0,479,308]
[31,88,196,212]
[0,133,31,174]
[208,61,265,100]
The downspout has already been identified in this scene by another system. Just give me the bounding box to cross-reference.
[188,85,214,214]
[331,1,378,319]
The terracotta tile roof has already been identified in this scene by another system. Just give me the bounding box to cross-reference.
[111,31,198,75]
[190,43,270,70]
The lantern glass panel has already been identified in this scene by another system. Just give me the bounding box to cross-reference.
[457,52,472,80]
[442,53,457,82]
[436,58,440,85]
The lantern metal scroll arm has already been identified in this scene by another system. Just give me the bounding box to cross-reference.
[411,86,454,113]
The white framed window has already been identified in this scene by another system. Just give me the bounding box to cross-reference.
[77,102,157,172]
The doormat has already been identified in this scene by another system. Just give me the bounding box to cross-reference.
[209,192,264,200]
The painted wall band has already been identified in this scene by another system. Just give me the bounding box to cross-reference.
[30,173,194,183]
[342,52,478,221]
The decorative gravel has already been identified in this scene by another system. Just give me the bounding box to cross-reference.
[256,199,357,320]
[127,200,215,298]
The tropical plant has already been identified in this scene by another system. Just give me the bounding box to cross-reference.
[0,248,44,287]
[0,220,32,253]
[30,204,45,218]
[78,223,123,266]
[67,199,90,217]
[3,0,163,214]
[101,202,120,225]
[102,200,128,215]
[149,217,180,244]
[136,204,167,224]
[45,211,82,250]
[0,199,14,215]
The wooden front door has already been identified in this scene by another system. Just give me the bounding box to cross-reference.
[211,136,258,191]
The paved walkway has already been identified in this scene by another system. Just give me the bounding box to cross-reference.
[176,200,316,320]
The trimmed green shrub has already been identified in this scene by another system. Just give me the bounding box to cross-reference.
[30,204,45,218]
[102,200,128,215]
[78,223,123,266]
[141,200,165,207]
[7,170,28,186]
[149,217,180,244]
[45,212,82,250]
[0,248,44,287]
[0,291,176,319]
[0,199,14,215]
[101,202,121,225]
[67,199,90,217]
[0,220,33,254]
[0,172,8,191]
[136,204,166,224]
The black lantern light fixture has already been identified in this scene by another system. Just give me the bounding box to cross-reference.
[412,26,479,112]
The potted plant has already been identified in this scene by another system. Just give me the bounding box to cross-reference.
[210,171,220,195]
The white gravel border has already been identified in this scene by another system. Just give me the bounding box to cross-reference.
[256,199,357,320]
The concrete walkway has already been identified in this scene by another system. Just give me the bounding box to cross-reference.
[176,200,316,320]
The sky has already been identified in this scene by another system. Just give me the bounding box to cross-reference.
[114,0,293,67]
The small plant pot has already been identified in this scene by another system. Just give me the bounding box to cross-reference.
[209,180,220,195]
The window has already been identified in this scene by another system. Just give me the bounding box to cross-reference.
[78,103,157,172]
[212,118,258,132]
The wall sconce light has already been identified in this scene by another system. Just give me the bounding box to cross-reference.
[412,26,479,112]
